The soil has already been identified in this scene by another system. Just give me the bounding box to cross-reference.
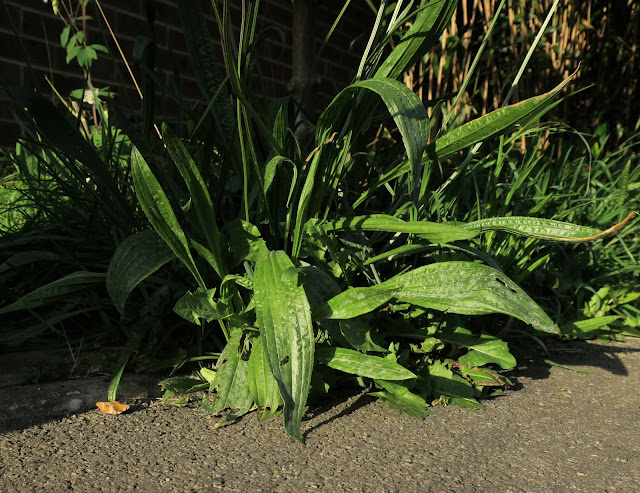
[1,338,639,492]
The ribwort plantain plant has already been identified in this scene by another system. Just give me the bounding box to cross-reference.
[105,0,637,441]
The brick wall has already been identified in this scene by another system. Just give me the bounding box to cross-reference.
[0,0,373,146]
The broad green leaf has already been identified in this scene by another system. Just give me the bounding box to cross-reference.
[131,147,205,288]
[461,212,637,243]
[428,361,482,408]
[248,336,282,421]
[315,347,416,380]
[202,330,253,422]
[431,73,576,159]
[0,271,105,315]
[375,0,458,80]
[173,287,230,324]
[370,380,430,419]
[458,340,517,370]
[323,214,477,244]
[381,261,558,333]
[106,230,175,314]
[455,365,509,387]
[254,251,315,442]
[313,286,399,320]
[317,78,429,194]
[438,327,517,369]
[163,125,226,278]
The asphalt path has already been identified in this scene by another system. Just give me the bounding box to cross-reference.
[1,338,639,492]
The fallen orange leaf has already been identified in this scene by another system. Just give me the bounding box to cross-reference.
[96,401,130,415]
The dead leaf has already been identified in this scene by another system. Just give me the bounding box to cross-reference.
[96,401,130,415]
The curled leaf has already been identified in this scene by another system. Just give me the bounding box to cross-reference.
[96,401,130,415]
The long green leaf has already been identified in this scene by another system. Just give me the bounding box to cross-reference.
[461,214,634,242]
[356,73,576,207]
[106,230,175,314]
[431,73,576,159]
[381,261,558,333]
[202,329,253,423]
[248,336,283,421]
[9,91,130,225]
[0,271,105,315]
[315,347,416,380]
[323,214,478,243]
[253,251,315,442]
[163,125,225,278]
[131,147,205,288]
[317,78,429,193]
[313,286,400,320]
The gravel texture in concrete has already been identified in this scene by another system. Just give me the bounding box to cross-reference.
[1,338,639,492]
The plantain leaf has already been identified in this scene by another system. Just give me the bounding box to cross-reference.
[131,146,205,288]
[458,340,517,369]
[431,73,576,159]
[428,361,482,408]
[173,287,230,324]
[461,214,628,242]
[323,214,477,243]
[381,261,558,333]
[163,125,226,278]
[106,230,175,315]
[315,347,416,380]
[201,330,253,422]
[313,286,399,320]
[0,271,105,315]
[253,251,315,442]
[438,327,517,369]
[370,380,430,419]
[317,78,429,194]
[248,336,282,421]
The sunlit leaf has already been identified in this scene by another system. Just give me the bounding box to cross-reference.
[254,251,315,442]
[248,336,282,421]
[201,330,253,423]
[370,380,430,419]
[131,147,205,288]
[313,286,400,320]
[315,347,416,380]
[381,261,558,333]
[428,361,482,408]
[173,287,230,324]
[323,214,477,244]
